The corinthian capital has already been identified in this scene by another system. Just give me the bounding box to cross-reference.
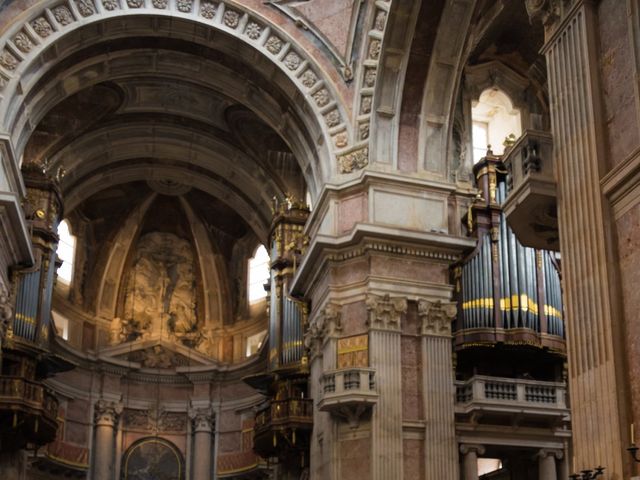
[417,300,457,337]
[366,294,407,331]
[189,406,214,433]
[94,399,123,427]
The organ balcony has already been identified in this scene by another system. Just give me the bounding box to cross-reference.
[455,375,569,425]
[318,368,378,427]
[0,373,60,448]
[501,130,559,251]
[253,397,313,458]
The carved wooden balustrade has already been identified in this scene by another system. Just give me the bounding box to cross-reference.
[253,397,313,457]
[0,376,59,447]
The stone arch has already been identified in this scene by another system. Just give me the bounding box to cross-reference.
[0,0,355,193]
[370,0,479,176]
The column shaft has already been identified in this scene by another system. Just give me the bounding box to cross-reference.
[544,1,626,472]
[192,431,212,480]
[462,449,478,480]
[538,453,557,480]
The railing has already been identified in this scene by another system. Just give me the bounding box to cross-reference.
[254,398,313,431]
[318,367,378,422]
[321,368,376,397]
[0,376,59,420]
[455,375,566,410]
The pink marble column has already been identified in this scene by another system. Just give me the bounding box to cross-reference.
[189,407,214,480]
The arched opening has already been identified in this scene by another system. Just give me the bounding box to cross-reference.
[248,244,270,304]
[471,88,522,162]
[56,219,75,285]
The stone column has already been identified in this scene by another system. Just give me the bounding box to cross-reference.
[366,294,406,480]
[93,400,122,480]
[307,303,341,480]
[189,407,214,480]
[536,449,561,480]
[528,0,628,473]
[418,300,459,479]
[460,444,484,480]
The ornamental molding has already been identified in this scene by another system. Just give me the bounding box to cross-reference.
[365,293,406,331]
[94,399,123,427]
[459,443,486,456]
[417,299,456,337]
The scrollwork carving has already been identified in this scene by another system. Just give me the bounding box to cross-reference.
[338,147,368,174]
[417,300,456,337]
[94,399,123,427]
[304,303,342,359]
[189,406,214,433]
[366,294,407,331]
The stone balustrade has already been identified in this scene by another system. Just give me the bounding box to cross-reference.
[317,368,378,426]
[455,375,567,413]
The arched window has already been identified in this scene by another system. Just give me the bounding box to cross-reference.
[471,88,522,163]
[56,220,76,284]
[248,245,270,304]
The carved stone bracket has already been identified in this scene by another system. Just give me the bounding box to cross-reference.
[189,406,214,433]
[94,399,123,427]
[417,300,457,337]
[366,294,407,332]
[305,303,342,359]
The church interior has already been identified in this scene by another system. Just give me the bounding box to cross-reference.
[0,0,638,479]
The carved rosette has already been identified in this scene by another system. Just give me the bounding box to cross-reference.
[365,294,407,331]
[189,407,214,433]
[94,400,123,427]
[304,303,342,359]
[417,300,457,337]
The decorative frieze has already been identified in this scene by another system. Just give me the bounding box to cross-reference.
[366,294,407,331]
[418,300,456,337]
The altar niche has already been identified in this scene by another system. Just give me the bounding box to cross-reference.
[121,437,185,480]
[120,231,199,346]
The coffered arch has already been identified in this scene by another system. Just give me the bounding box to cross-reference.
[0,1,356,192]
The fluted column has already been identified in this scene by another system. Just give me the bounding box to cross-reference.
[460,444,484,480]
[93,400,122,480]
[189,407,214,480]
[536,449,562,480]
[418,300,459,479]
[532,0,627,473]
[307,303,342,480]
[366,294,406,480]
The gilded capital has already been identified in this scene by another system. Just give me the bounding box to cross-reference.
[0,282,12,342]
[417,300,457,337]
[366,294,407,331]
[94,399,123,427]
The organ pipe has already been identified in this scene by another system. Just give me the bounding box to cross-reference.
[454,154,565,352]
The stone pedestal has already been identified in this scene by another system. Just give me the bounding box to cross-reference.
[460,444,484,480]
[93,400,122,480]
[190,407,214,480]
